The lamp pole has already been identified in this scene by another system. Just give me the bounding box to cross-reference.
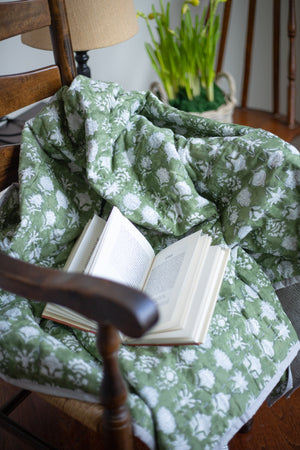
[75,51,91,78]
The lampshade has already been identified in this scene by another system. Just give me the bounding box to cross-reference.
[22,0,138,51]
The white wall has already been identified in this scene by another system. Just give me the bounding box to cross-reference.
[1,0,299,121]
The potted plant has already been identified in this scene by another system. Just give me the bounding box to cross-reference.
[138,0,236,122]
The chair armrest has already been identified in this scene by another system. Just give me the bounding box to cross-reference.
[0,252,158,338]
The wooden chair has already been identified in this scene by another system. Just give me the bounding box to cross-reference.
[218,0,300,143]
[0,1,158,449]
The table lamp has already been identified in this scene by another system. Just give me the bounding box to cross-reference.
[22,0,138,77]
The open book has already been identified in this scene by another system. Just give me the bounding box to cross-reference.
[42,207,230,344]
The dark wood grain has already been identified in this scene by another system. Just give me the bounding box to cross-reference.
[241,0,256,108]
[0,0,50,40]
[0,379,299,450]
[217,0,299,131]
[48,0,76,85]
[287,0,296,128]
[233,107,300,143]
[216,0,232,74]
[0,2,157,449]
[0,2,298,449]
[98,324,134,450]
[0,68,62,117]
[0,0,76,118]
[0,252,158,338]
[273,0,281,116]
[229,388,300,450]
[0,144,19,191]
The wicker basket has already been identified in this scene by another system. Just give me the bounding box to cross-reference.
[150,72,237,123]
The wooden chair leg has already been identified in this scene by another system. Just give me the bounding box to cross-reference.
[287,0,296,128]
[216,0,232,73]
[273,0,281,117]
[241,0,257,108]
[98,323,134,450]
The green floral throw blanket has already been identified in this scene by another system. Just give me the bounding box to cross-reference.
[0,76,299,449]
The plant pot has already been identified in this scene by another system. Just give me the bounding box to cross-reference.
[150,72,237,123]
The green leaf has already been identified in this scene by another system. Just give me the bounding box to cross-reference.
[138,0,227,104]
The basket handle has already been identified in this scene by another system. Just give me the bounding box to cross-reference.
[149,81,169,104]
[215,72,237,105]
[150,72,237,106]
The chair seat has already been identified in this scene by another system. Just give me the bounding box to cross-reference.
[37,394,148,449]
[37,394,104,433]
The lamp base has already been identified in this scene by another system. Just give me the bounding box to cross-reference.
[75,51,91,78]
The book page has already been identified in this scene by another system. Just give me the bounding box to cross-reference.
[125,245,230,345]
[143,231,211,331]
[86,207,155,290]
[144,251,185,306]
[190,247,230,342]
[65,215,106,273]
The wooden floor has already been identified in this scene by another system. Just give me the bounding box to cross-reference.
[233,107,300,144]
[0,378,299,449]
[229,388,300,450]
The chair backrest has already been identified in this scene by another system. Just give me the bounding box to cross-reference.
[0,5,158,449]
[217,0,297,128]
[0,0,77,191]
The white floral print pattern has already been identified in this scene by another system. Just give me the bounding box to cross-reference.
[0,76,299,449]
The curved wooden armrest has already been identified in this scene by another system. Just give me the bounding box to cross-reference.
[0,251,159,449]
[0,252,158,338]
